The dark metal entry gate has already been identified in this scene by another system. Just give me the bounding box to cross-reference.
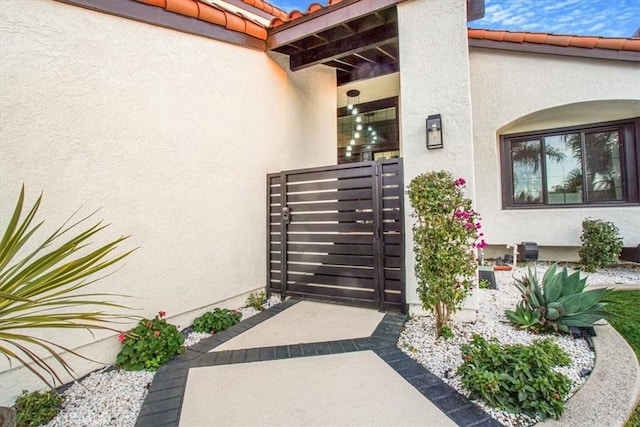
[267,159,405,311]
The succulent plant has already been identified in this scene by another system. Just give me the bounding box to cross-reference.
[505,264,609,333]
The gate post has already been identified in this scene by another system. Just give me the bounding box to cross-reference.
[279,171,288,301]
[372,162,385,310]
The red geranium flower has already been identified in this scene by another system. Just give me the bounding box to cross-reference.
[154,330,161,337]
[158,311,166,318]
[118,333,126,343]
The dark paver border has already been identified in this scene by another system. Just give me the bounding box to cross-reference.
[135,298,499,427]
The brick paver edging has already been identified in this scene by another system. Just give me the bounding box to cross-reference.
[135,299,500,427]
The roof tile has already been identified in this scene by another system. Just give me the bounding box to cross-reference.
[165,0,199,18]
[137,0,167,6]
[468,28,640,56]
[594,38,627,50]
[225,11,246,32]
[545,35,573,47]
[133,0,267,40]
[622,40,640,52]
[198,2,226,26]
[522,33,548,44]
[567,37,599,49]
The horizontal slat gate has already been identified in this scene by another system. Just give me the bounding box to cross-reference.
[267,159,404,311]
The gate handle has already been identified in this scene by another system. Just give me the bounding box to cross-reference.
[282,206,291,224]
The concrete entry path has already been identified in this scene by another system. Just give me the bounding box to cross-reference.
[135,299,500,427]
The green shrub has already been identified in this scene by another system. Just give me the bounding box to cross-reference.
[479,279,491,289]
[245,291,267,311]
[116,311,185,371]
[13,390,63,427]
[408,172,485,337]
[192,308,242,334]
[457,335,571,420]
[579,218,622,272]
[505,264,609,333]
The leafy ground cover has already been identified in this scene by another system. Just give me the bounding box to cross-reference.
[606,290,640,427]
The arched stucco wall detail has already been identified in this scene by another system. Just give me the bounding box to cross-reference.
[470,48,640,252]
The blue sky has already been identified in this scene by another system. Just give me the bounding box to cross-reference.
[268,0,640,38]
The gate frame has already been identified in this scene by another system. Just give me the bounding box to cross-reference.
[266,159,405,312]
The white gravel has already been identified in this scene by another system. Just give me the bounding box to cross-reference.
[42,295,281,427]
[397,263,639,427]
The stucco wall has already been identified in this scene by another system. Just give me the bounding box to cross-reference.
[0,0,335,403]
[398,0,477,316]
[470,48,640,252]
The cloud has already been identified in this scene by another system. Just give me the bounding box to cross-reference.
[470,0,640,37]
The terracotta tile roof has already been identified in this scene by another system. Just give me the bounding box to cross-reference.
[240,0,288,20]
[135,0,268,40]
[270,0,343,28]
[468,28,640,53]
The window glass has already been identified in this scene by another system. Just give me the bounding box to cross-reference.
[545,133,582,204]
[337,100,398,164]
[501,118,638,208]
[511,140,543,204]
[585,131,623,202]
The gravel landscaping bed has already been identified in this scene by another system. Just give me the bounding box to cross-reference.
[397,263,640,427]
[43,296,281,427]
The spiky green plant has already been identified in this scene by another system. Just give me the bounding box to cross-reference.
[505,264,609,333]
[0,186,135,389]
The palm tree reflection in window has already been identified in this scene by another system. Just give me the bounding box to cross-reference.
[511,139,564,204]
[510,130,623,205]
[548,131,622,203]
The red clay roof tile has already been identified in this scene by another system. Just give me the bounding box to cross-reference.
[137,0,167,7]
[568,37,599,49]
[198,2,226,27]
[522,33,548,44]
[503,32,525,43]
[594,38,627,50]
[166,0,199,18]
[622,40,640,52]
[133,0,267,40]
[468,28,640,54]
[242,0,288,20]
[545,35,573,47]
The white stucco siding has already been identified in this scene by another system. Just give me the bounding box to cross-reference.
[470,48,640,248]
[0,0,335,402]
[398,0,477,314]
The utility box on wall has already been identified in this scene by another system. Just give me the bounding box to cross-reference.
[517,242,539,262]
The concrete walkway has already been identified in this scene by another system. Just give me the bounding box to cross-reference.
[135,299,499,427]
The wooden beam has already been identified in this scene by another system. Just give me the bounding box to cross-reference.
[267,0,403,49]
[290,22,397,71]
[376,46,397,61]
[337,62,399,85]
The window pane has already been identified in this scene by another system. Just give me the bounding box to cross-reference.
[585,131,623,202]
[338,105,398,164]
[545,133,583,204]
[511,140,543,204]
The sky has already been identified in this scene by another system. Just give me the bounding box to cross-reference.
[268,0,640,38]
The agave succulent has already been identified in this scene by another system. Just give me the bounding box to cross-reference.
[0,186,134,389]
[505,264,609,333]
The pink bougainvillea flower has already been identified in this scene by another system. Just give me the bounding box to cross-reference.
[154,330,161,337]
[453,178,466,187]
[118,333,126,343]
[158,311,166,318]
[475,223,482,229]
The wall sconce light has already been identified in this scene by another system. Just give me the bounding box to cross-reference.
[426,114,443,150]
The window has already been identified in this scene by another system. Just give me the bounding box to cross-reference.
[501,118,639,208]
[337,97,399,164]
